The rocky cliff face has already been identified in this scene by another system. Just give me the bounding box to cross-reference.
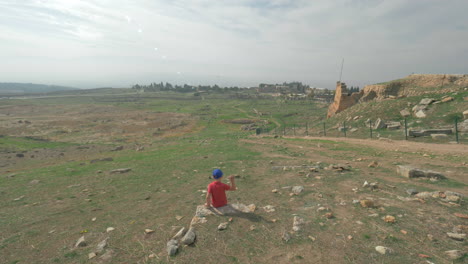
[327,74,467,117]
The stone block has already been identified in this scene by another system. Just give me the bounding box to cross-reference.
[396,165,445,179]
[415,110,426,118]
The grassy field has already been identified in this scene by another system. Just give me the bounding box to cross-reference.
[1,90,467,264]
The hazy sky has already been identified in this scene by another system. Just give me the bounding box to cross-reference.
[1,0,467,89]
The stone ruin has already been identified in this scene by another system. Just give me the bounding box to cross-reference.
[327,81,361,117]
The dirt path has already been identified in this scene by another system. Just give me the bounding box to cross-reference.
[284,136,468,156]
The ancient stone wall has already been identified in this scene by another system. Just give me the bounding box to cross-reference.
[327,82,362,117]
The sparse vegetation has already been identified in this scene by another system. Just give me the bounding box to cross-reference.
[0,89,466,263]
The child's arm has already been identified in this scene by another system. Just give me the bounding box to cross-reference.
[205,192,212,207]
[228,175,237,191]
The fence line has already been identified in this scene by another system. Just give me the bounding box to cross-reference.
[258,117,465,144]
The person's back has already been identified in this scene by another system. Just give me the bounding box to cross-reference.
[205,169,236,208]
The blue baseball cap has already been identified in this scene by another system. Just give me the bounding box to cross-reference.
[212,169,223,179]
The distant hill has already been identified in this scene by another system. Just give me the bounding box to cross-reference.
[0,82,78,94]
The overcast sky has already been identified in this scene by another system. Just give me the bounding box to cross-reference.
[1,0,467,89]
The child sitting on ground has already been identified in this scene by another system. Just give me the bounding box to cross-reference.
[205,169,236,208]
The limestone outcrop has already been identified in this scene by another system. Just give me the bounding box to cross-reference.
[327,74,468,117]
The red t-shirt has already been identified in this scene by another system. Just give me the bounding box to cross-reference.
[207,181,231,208]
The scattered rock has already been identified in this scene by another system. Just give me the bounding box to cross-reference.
[282,231,291,242]
[292,216,304,232]
[446,195,460,203]
[88,252,97,259]
[406,189,418,195]
[384,215,396,223]
[13,195,25,201]
[75,236,87,247]
[415,192,434,199]
[463,110,468,119]
[445,250,464,260]
[271,189,278,193]
[29,179,40,185]
[175,215,183,221]
[419,98,435,105]
[249,225,256,231]
[109,168,132,174]
[447,232,466,241]
[368,161,378,168]
[453,225,468,234]
[375,246,393,255]
[172,227,186,240]
[181,227,196,245]
[396,165,445,179]
[291,186,304,195]
[360,200,374,208]
[454,213,468,219]
[329,164,351,171]
[441,96,454,103]
[90,157,113,163]
[111,146,124,151]
[144,229,155,234]
[218,222,228,231]
[263,205,276,213]
[16,153,24,158]
[99,249,114,262]
[96,238,108,253]
[167,239,178,256]
[106,227,115,233]
[324,212,334,219]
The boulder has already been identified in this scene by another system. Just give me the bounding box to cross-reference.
[166,240,178,256]
[396,165,445,179]
[406,189,418,195]
[181,227,196,245]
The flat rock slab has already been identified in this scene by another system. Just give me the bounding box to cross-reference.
[396,165,445,179]
[409,129,452,137]
[109,168,132,174]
